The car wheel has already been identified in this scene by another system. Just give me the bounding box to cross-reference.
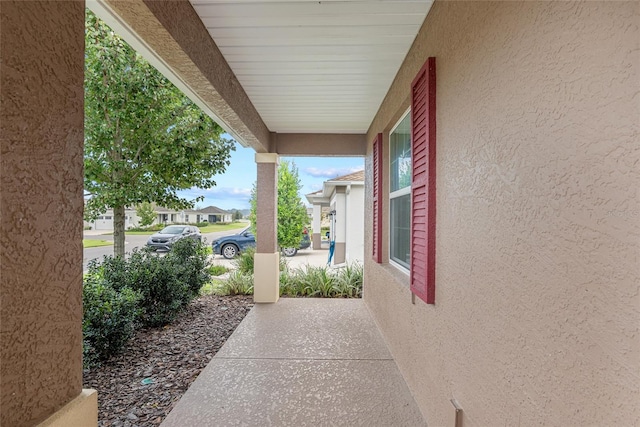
[282,247,297,257]
[222,244,239,259]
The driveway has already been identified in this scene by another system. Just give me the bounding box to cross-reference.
[208,245,330,271]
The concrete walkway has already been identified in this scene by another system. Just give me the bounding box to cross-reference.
[161,299,426,427]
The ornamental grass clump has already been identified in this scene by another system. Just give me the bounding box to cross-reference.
[233,247,288,275]
[333,262,363,298]
[208,264,229,276]
[213,271,254,296]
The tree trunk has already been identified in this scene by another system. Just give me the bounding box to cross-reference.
[113,204,126,258]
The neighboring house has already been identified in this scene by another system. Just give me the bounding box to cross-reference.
[306,170,364,264]
[198,205,233,223]
[183,209,205,224]
[86,204,231,230]
[84,206,142,230]
[5,3,637,427]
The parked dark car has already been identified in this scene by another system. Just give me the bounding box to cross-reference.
[212,227,311,259]
[146,225,201,251]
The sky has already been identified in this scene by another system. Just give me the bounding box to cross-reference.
[177,141,365,211]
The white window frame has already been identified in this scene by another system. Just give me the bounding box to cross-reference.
[389,108,411,273]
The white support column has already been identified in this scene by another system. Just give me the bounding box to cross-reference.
[333,188,347,264]
[312,203,322,249]
[254,153,280,303]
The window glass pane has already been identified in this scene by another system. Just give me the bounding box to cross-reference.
[390,194,411,268]
[390,113,412,193]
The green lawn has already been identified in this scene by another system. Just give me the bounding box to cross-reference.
[119,222,247,235]
[83,239,112,248]
[198,222,247,233]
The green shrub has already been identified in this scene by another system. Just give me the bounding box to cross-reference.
[208,265,229,276]
[124,251,189,327]
[126,223,165,232]
[82,274,141,368]
[82,240,211,366]
[93,240,210,328]
[170,239,211,298]
[213,271,254,296]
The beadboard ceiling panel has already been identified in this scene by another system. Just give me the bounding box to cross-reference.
[190,0,433,133]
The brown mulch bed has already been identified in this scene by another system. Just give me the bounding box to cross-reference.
[83,295,254,427]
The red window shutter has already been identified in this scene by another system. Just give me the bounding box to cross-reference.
[410,57,436,304]
[372,133,383,263]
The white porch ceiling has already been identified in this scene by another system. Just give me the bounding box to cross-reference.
[190,0,433,134]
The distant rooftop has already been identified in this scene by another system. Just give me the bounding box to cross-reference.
[327,170,364,182]
[198,205,230,214]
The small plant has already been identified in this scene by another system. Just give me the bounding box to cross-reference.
[278,263,363,298]
[233,248,288,275]
[299,265,336,297]
[333,262,363,298]
[208,265,229,276]
[213,271,254,296]
[233,247,255,274]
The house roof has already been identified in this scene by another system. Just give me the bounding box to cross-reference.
[198,205,230,215]
[327,170,365,183]
[305,170,365,205]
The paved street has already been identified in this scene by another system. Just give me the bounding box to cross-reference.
[83,228,245,271]
[84,229,332,271]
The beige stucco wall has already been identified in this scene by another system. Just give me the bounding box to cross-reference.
[1,2,86,425]
[364,2,639,425]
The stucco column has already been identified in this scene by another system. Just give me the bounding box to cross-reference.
[312,204,322,249]
[0,2,97,426]
[254,153,280,303]
[333,188,347,264]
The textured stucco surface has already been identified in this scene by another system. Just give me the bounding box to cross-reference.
[255,158,278,253]
[0,2,85,425]
[162,299,425,426]
[364,1,640,425]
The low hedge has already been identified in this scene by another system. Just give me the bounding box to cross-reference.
[82,239,210,367]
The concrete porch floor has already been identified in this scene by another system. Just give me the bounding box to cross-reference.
[161,298,426,426]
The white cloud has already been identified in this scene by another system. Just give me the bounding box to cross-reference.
[202,187,252,198]
[303,167,363,179]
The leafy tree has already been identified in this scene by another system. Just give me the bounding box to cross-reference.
[249,160,308,249]
[233,210,243,221]
[84,11,234,256]
[136,202,156,228]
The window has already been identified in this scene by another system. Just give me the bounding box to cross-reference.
[105,216,112,220]
[389,110,412,270]
[185,214,189,222]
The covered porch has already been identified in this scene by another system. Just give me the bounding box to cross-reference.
[2,0,637,426]
[161,298,425,426]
